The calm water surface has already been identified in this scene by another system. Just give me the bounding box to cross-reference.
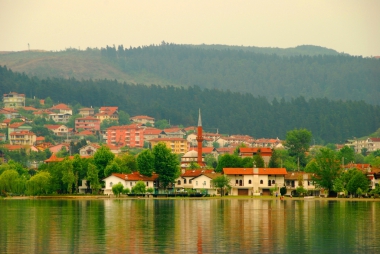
[0,199,379,253]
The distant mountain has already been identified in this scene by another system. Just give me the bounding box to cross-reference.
[0,44,379,104]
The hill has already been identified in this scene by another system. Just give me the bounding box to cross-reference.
[1,65,380,144]
[0,44,379,104]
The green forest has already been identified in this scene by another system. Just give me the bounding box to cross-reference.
[1,44,379,104]
[1,65,379,144]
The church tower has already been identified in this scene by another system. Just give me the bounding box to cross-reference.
[196,109,204,166]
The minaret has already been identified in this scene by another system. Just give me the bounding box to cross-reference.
[196,109,204,166]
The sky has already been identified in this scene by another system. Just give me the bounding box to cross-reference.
[1,0,379,57]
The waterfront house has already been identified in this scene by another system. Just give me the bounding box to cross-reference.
[284,171,320,196]
[175,169,216,193]
[103,172,159,195]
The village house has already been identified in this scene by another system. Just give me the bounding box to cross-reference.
[50,103,73,115]
[75,116,100,132]
[9,130,36,146]
[223,167,287,196]
[103,172,159,195]
[3,92,25,108]
[49,112,71,123]
[107,123,144,148]
[142,127,164,141]
[284,171,320,196]
[79,143,101,156]
[45,124,69,136]
[253,138,284,149]
[162,127,187,139]
[239,147,273,166]
[78,107,95,117]
[0,107,20,119]
[175,169,220,195]
[8,122,32,140]
[149,137,189,154]
[130,115,155,126]
[96,107,118,123]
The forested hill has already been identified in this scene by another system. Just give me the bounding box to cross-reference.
[1,65,379,144]
[0,44,379,104]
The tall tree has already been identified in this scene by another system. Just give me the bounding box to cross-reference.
[337,145,355,165]
[152,142,180,189]
[137,149,155,177]
[309,148,341,196]
[61,159,75,194]
[211,175,231,196]
[285,128,312,168]
[87,163,101,194]
[93,145,115,180]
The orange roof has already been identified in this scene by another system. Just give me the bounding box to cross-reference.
[51,103,71,110]
[36,136,45,141]
[9,122,25,128]
[10,130,35,135]
[143,127,163,135]
[45,124,66,130]
[223,168,287,175]
[111,172,159,181]
[181,169,215,177]
[202,147,215,154]
[1,144,32,151]
[23,106,38,111]
[77,130,94,136]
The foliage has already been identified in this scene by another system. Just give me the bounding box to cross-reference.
[211,175,231,196]
[346,171,369,196]
[122,187,131,195]
[137,149,155,177]
[252,153,265,168]
[100,119,119,130]
[215,154,242,173]
[153,142,180,189]
[118,110,131,125]
[93,145,115,180]
[284,128,312,168]
[296,186,308,196]
[147,187,154,194]
[26,171,51,195]
[188,161,201,169]
[61,159,75,194]
[280,186,287,196]
[104,161,121,177]
[112,183,124,197]
[87,163,101,193]
[0,169,20,193]
[337,146,355,165]
[132,181,147,194]
[114,153,137,172]
[268,149,281,168]
[308,148,341,196]
[155,119,170,130]
[204,154,217,169]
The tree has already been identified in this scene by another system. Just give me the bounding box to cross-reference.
[26,171,51,195]
[204,154,217,169]
[215,154,242,172]
[309,148,341,196]
[61,159,75,194]
[296,186,308,196]
[188,161,201,169]
[112,183,124,197]
[346,170,369,196]
[137,149,155,177]
[153,142,180,189]
[338,146,355,165]
[211,175,231,196]
[104,161,121,177]
[100,119,119,130]
[132,181,146,194]
[87,163,101,194]
[252,153,265,168]
[0,169,19,194]
[155,119,170,130]
[93,145,115,180]
[268,149,281,168]
[284,128,312,168]
[118,110,131,125]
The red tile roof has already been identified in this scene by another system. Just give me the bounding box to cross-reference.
[143,127,163,135]
[111,172,159,181]
[181,169,215,177]
[51,103,71,110]
[223,168,287,175]
[8,122,25,128]
[130,115,155,120]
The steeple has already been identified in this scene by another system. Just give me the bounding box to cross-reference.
[198,108,202,127]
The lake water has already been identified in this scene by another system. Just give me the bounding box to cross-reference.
[0,198,379,254]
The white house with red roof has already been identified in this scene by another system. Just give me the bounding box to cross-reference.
[175,169,216,192]
[96,107,118,123]
[45,124,69,136]
[9,130,36,146]
[103,172,159,195]
[78,107,95,117]
[130,115,155,126]
[239,147,273,166]
[223,167,287,196]
[143,127,164,141]
[50,103,72,115]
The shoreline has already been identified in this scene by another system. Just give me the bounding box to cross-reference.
[3,195,380,202]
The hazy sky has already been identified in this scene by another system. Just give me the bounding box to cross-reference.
[1,0,379,56]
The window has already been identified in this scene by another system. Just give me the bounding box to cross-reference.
[189,180,192,184]
[177,180,181,185]
[248,180,252,184]
[130,182,133,186]
[260,180,263,184]
[236,180,239,184]
[272,180,275,184]
[184,179,187,184]
[110,182,113,187]
[146,182,149,186]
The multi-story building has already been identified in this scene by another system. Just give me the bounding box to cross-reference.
[3,92,25,108]
[8,122,32,140]
[96,107,118,123]
[78,107,95,117]
[9,130,36,146]
[44,124,69,136]
[50,103,72,115]
[49,113,71,123]
[149,137,189,154]
[75,116,100,132]
[107,124,144,148]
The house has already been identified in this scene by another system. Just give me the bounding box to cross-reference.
[215,147,235,156]
[253,138,283,149]
[223,167,287,196]
[107,124,144,148]
[239,147,273,166]
[75,116,100,132]
[79,143,101,156]
[0,107,20,119]
[49,113,71,123]
[8,122,32,140]
[284,172,320,196]
[45,124,69,136]
[143,127,164,141]
[96,107,118,123]
[0,133,6,142]
[78,107,95,117]
[35,136,45,145]
[102,172,159,195]
[33,109,54,120]
[149,137,189,154]
[50,103,72,115]
[130,115,155,126]
[9,130,36,145]
[48,143,70,154]
[3,92,25,108]
[0,144,38,153]
[162,127,187,138]
[176,169,214,187]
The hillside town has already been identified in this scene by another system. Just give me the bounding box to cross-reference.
[1,91,380,197]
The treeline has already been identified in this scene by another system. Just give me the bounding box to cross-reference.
[1,65,380,143]
[100,43,380,104]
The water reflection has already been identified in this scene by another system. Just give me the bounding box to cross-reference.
[1,199,379,253]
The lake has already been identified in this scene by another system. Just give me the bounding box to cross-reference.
[1,198,379,253]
